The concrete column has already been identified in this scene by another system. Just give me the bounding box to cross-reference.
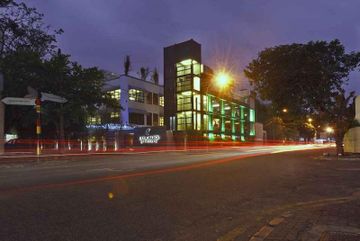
[120,77,129,125]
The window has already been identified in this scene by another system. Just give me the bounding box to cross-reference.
[146,113,152,126]
[193,112,201,130]
[250,123,255,136]
[153,93,159,105]
[110,112,119,123]
[110,112,119,118]
[193,76,200,91]
[107,89,121,100]
[129,113,144,125]
[249,109,255,122]
[213,118,220,132]
[203,95,208,112]
[212,99,221,115]
[225,120,231,133]
[129,89,144,103]
[87,116,101,125]
[153,113,159,126]
[203,114,208,131]
[146,92,152,104]
[177,92,192,111]
[159,96,164,107]
[176,59,192,76]
[159,116,164,126]
[193,94,201,111]
[176,75,192,92]
[177,111,192,131]
[193,62,201,75]
[224,103,231,117]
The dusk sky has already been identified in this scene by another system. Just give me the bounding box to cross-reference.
[27,0,360,92]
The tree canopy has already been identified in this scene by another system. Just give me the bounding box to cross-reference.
[0,1,118,140]
[245,39,360,153]
[0,0,62,57]
[245,40,360,116]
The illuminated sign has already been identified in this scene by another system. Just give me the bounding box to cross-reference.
[138,128,161,144]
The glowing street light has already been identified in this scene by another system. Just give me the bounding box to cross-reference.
[282,108,288,113]
[214,71,232,89]
[325,127,334,133]
[308,118,313,123]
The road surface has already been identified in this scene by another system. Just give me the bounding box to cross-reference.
[1,144,359,241]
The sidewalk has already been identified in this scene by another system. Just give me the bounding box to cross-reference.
[248,191,360,241]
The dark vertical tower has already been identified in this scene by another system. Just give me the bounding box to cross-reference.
[163,39,201,130]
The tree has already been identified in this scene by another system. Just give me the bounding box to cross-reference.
[1,49,118,145]
[40,50,118,145]
[123,55,131,75]
[0,1,62,57]
[245,39,360,154]
[152,68,159,84]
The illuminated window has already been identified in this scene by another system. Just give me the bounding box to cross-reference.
[193,76,200,91]
[176,59,192,76]
[250,123,255,136]
[128,89,144,103]
[159,96,164,107]
[203,114,208,131]
[107,89,121,100]
[87,116,101,125]
[193,62,201,75]
[177,91,192,111]
[249,109,255,122]
[159,117,164,126]
[176,75,192,91]
[213,118,220,132]
[212,98,220,115]
[203,95,208,112]
[193,94,201,111]
[177,111,192,130]
[110,112,119,118]
[193,112,201,130]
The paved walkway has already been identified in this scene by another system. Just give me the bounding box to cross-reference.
[248,192,360,241]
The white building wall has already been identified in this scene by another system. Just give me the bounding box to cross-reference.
[103,75,164,126]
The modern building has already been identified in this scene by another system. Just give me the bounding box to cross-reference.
[89,74,164,128]
[164,39,255,141]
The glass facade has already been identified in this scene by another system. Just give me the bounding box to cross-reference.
[129,89,144,103]
[173,58,255,141]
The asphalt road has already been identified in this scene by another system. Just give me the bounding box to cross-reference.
[1,145,359,241]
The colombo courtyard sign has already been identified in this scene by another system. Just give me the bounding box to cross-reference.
[134,127,166,145]
[139,128,161,144]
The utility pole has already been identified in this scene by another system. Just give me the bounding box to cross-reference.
[35,97,41,156]
[0,73,4,154]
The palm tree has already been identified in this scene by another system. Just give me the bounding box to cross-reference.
[124,55,131,75]
[327,90,355,155]
[152,68,159,84]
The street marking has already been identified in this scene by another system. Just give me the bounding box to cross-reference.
[216,226,246,241]
[253,225,273,239]
[85,168,114,172]
[268,217,284,227]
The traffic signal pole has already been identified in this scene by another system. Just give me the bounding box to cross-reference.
[35,97,41,156]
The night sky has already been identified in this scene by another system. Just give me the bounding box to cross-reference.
[27,0,360,92]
